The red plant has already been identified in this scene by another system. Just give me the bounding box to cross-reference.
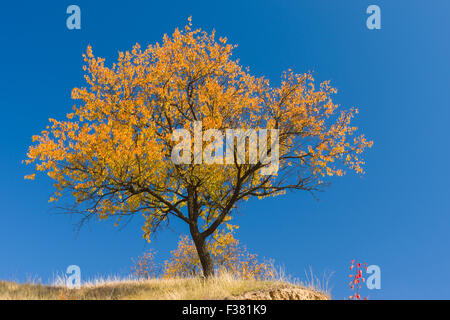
[348,259,368,300]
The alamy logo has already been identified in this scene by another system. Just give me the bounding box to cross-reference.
[366,5,381,30]
[66,5,81,30]
[171,121,279,176]
[366,264,381,290]
[66,265,81,289]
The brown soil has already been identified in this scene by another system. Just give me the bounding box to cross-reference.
[229,286,330,300]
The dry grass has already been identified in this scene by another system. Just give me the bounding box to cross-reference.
[0,272,330,300]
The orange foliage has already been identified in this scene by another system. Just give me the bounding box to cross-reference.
[132,248,160,279]
[163,227,275,279]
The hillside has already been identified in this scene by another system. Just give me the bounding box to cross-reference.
[0,276,330,300]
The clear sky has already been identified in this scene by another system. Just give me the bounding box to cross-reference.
[1,1,449,299]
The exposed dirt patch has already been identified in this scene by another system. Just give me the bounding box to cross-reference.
[229,286,330,300]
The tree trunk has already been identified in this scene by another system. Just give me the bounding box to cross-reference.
[191,230,215,278]
[187,187,214,277]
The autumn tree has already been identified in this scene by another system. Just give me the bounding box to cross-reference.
[132,248,160,279]
[25,18,372,277]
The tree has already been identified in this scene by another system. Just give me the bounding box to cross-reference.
[132,248,160,279]
[24,18,372,277]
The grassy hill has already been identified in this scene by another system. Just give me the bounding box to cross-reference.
[0,275,330,300]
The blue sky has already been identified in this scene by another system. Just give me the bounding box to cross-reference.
[1,1,449,299]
